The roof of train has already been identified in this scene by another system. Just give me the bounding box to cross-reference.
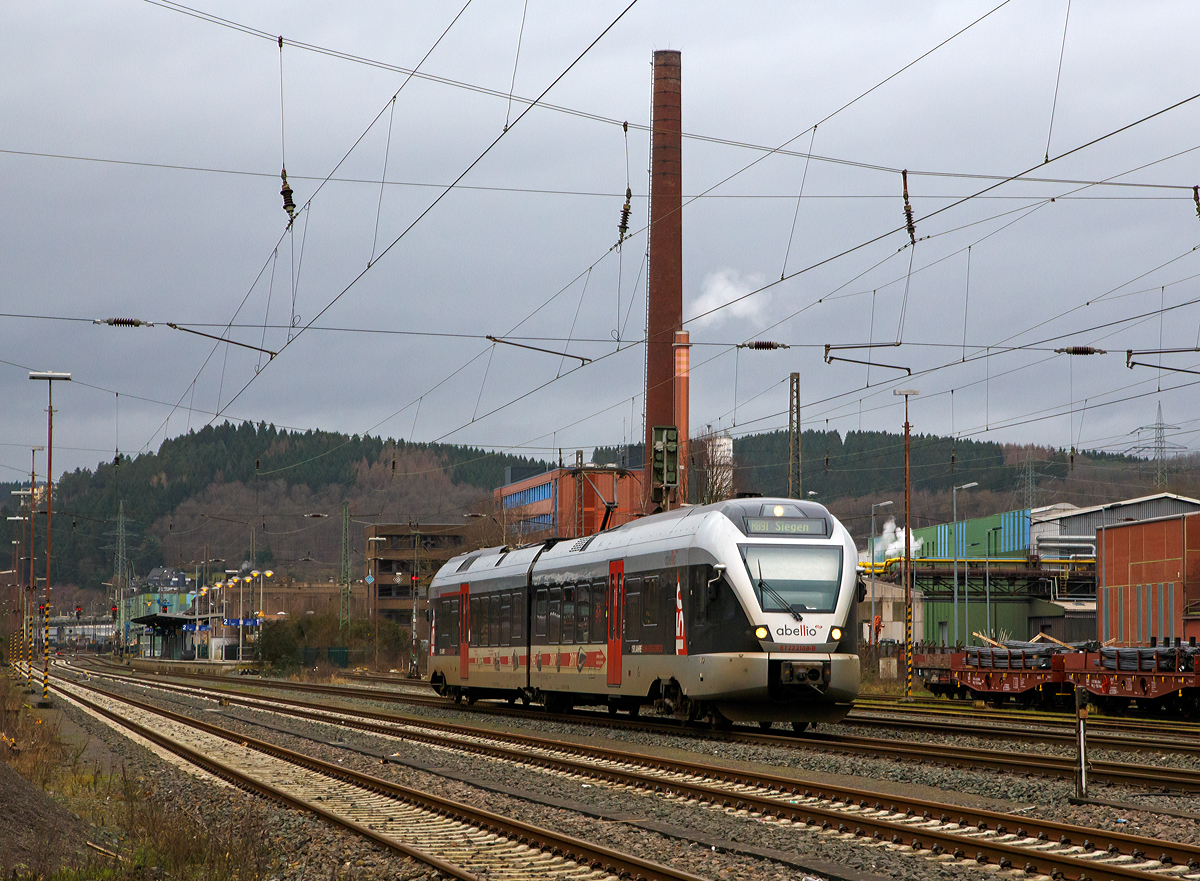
[433,497,836,584]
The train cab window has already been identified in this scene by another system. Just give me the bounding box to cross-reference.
[548,588,562,644]
[577,585,590,644]
[450,598,460,647]
[624,578,642,643]
[689,566,708,625]
[500,593,511,646]
[592,580,606,641]
[643,576,659,628]
[562,587,575,644]
[489,594,501,646]
[534,590,548,637]
[469,597,481,646]
[512,592,525,641]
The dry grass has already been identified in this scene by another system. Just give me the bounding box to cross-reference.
[1,674,275,881]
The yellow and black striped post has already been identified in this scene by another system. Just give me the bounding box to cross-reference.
[25,605,33,690]
[905,602,913,699]
[43,602,50,702]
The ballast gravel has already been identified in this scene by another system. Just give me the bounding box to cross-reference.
[57,668,1200,880]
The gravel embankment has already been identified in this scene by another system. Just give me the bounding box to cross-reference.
[58,671,1200,880]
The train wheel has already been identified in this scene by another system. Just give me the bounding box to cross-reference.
[789,721,810,735]
[758,721,773,731]
[608,701,619,715]
[451,688,463,705]
[465,692,477,706]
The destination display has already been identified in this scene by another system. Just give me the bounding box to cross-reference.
[743,517,827,537]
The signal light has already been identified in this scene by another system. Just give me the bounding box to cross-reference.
[111,606,118,621]
[411,573,418,583]
[75,605,82,619]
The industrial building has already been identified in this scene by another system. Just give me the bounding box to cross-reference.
[1097,510,1200,647]
[882,493,1200,647]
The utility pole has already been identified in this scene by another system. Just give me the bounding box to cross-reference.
[338,501,351,630]
[894,389,919,700]
[788,372,801,498]
[114,501,129,659]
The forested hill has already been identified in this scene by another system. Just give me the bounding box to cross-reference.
[0,422,548,592]
[0,420,1170,594]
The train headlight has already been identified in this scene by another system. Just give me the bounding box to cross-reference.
[754,626,770,640]
[829,627,843,642]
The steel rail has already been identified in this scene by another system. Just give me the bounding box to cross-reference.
[147,677,1200,872]
[58,677,708,881]
[103,662,1200,791]
[61,672,1193,881]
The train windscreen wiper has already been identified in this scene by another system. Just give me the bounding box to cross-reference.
[758,561,802,621]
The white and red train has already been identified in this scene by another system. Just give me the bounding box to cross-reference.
[428,498,863,730]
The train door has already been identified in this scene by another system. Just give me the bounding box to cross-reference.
[607,560,624,686]
[459,583,469,680]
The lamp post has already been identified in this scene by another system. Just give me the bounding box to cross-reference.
[893,388,919,699]
[986,525,1002,642]
[212,581,226,662]
[30,371,69,707]
[951,482,978,647]
[869,500,893,646]
[967,542,980,643]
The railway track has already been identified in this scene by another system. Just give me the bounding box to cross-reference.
[46,672,706,881]
[55,665,1200,881]
[74,659,1200,790]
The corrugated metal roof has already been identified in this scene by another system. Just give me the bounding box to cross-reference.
[1047,493,1200,537]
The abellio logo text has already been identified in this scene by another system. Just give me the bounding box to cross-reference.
[776,623,823,638]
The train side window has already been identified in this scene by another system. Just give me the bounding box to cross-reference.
[489,594,501,646]
[592,579,606,640]
[513,592,525,641]
[577,585,590,643]
[562,587,575,644]
[500,593,511,646]
[534,590,547,637]
[548,588,562,644]
[625,577,642,643]
[450,598,460,647]
[478,597,488,647]
[643,576,659,627]
[469,597,480,646]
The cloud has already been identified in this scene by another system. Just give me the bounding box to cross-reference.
[686,269,771,330]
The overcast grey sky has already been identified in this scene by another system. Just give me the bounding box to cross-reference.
[5,1,1200,483]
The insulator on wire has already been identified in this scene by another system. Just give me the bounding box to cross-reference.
[94,317,153,327]
[1054,346,1107,355]
[281,168,296,222]
[1193,185,1200,221]
[737,341,790,350]
[902,169,916,246]
[1070,445,1076,471]
[618,186,632,242]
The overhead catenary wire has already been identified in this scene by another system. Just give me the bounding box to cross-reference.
[504,0,531,132]
[209,0,642,427]
[1044,0,1072,164]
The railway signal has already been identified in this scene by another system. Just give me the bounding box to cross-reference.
[651,425,679,503]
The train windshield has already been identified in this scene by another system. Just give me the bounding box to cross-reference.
[741,545,843,614]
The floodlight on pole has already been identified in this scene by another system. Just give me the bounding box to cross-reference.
[951,481,978,646]
[869,500,893,645]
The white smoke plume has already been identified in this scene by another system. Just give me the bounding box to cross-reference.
[874,516,923,561]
